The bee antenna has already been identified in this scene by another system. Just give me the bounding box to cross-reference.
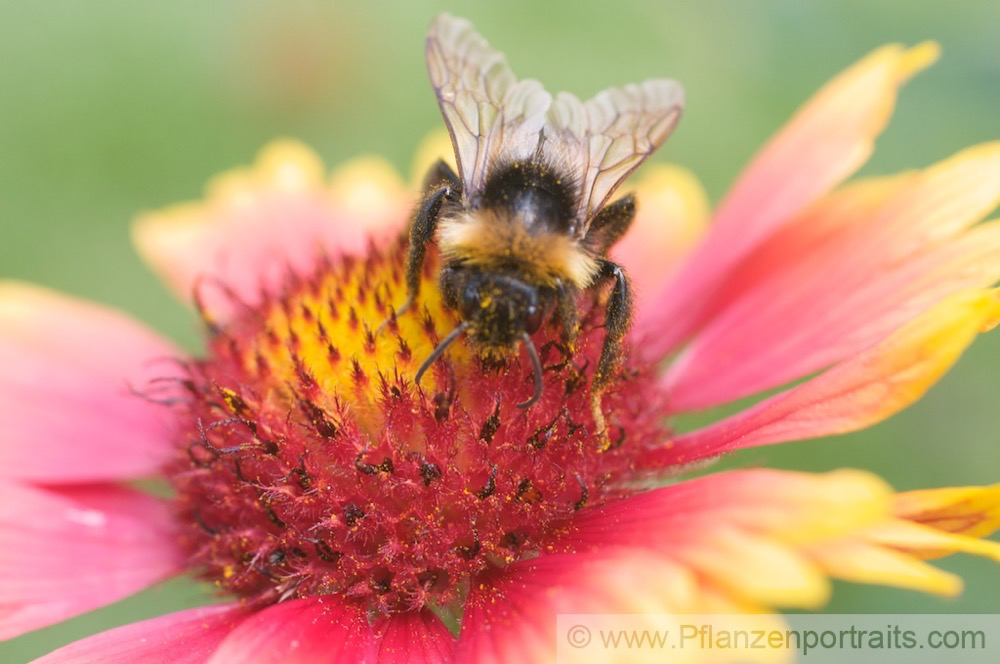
[415,322,469,387]
[516,332,544,409]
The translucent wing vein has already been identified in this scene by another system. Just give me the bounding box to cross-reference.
[426,14,684,233]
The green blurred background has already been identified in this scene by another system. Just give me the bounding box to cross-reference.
[1,0,998,660]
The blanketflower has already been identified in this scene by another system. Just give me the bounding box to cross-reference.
[3,41,1000,664]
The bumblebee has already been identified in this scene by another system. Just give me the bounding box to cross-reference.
[400,14,684,418]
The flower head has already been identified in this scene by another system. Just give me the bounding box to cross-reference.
[170,229,668,616]
[3,34,1000,664]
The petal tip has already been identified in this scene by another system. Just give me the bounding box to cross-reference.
[898,41,941,81]
[980,288,1000,332]
[328,155,408,213]
[255,138,328,191]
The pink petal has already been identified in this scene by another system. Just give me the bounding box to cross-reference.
[30,603,245,664]
[646,288,1000,467]
[206,597,378,664]
[0,282,181,483]
[456,558,604,664]
[663,144,1000,410]
[456,552,761,663]
[558,469,889,554]
[555,470,892,610]
[458,470,988,663]
[132,142,411,321]
[375,611,456,664]
[638,43,939,360]
[0,482,184,640]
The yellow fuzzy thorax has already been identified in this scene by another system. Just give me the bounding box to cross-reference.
[436,210,599,288]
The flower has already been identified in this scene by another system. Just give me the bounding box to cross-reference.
[3,41,1000,664]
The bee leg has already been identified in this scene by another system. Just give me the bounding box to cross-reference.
[403,161,461,307]
[380,176,457,334]
[592,260,633,390]
[590,259,633,451]
[403,183,453,304]
[555,280,579,352]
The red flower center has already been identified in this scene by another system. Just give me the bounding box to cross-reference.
[166,238,669,615]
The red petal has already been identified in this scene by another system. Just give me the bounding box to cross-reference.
[0,482,183,639]
[663,145,1000,410]
[648,288,1000,466]
[30,604,244,664]
[457,552,754,664]
[375,610,456,664]
[0,282,181,483]
[558,469,888,554]
[639,43,939,360]
[206,597,378,664]
[456,559,587,664]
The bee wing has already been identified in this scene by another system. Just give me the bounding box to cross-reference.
[427,15,684,231]
[426,14,552,202]
[549,80,684,233]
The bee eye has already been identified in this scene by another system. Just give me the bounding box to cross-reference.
[459,285,481,320]
[524,304,543,334]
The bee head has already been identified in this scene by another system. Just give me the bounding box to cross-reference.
[450,271,546,348]
[420,265,552,408]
